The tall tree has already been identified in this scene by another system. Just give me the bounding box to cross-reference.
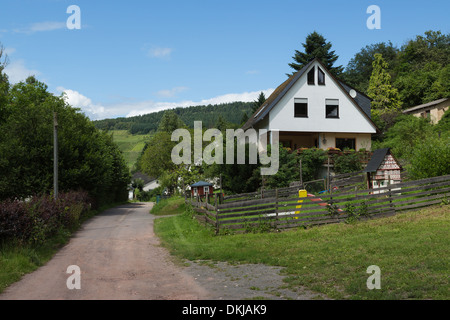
[0,43,9,123]
[139,131,176,178]
[367,54,402,117]
[0,76,130,204]
[394,30,450,107]
[288,31,343,76]
[157,109,186,133]
[342,41,398,93]
[251,91,266,114]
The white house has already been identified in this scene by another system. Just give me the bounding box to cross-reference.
[129,172,160,200]
[243,58,378,151]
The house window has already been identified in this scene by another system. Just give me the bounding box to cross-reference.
[336,138,356,150]
[307,67,315,85]
[203,186,209,194]
[318,67,325,85]
[326,99,339,118]
[294,98,308,118]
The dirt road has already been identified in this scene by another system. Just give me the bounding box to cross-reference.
[0,202,209,300]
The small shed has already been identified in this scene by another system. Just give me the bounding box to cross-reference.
[364,148,402,193]
[190,181,214,198]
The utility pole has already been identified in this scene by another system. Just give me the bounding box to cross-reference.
[54,112,59,199]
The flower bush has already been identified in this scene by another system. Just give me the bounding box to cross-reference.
[0,191,91,244]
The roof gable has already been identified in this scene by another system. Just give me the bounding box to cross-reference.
[364,148,402,173]
[191,181,213,187]
[403,98,450,114]
[243,58,378,132]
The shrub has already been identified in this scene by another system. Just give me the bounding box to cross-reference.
[408,134,450,179]
[333,152,362,174]
[0,191,91,244]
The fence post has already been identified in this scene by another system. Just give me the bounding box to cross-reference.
[327,157,331,194]
[215,194,219,235]
[275,188,279,230]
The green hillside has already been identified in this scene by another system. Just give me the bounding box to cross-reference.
[110,130,152,170]
[94,101,253,135]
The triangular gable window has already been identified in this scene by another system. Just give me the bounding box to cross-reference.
[318,67,325,85]
[307,67,315,85]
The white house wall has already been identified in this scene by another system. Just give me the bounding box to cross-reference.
[268,62,377,134]
[143,180,160,192]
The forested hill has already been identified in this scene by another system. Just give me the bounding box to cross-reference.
[93,101,253,134]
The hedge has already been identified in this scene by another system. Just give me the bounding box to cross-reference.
[0,191,91,245]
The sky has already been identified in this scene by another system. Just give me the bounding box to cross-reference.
[0,0,449,120]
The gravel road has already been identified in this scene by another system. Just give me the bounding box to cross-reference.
[0,202,327,300]
[0,202,208,300]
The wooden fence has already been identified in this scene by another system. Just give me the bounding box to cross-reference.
[187,174,450,234]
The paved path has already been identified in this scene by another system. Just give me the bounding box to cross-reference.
[0,202,209,300]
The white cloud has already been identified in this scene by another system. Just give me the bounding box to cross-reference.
[14,21,66,34]
[54,87,275,121]
[57,87,105,119]
[148,47,173,58]
[155,86,188,98]
[4,59,41,83]
[125,88,275,118]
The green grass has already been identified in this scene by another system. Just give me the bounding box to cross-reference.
[110,130,152,169]
[150,196,186,216]
[154,203,450,300]
[0,229,71,293]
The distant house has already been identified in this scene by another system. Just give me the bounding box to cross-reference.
[364,148,402,193]
[243,58,378,151]
[129,172,160,200]
[190,181,214,198]
[403,98,449,124]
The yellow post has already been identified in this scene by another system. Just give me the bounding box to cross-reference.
[295,190,308,218]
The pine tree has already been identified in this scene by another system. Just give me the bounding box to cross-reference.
[367,53,402,116]
[288,31,344,76]
[252,92,266,113]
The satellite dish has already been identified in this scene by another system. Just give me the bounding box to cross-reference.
[349,89,357,98]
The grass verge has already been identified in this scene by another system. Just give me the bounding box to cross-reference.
[154,203,449,300]
[150,196,186,216]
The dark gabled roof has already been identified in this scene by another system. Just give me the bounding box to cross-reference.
[242,58,378,132]
[403,98,449,114]
[190,181,213,187]
[132,172,156,185]
[364,148,390,173]
[338,81,372,119]
[242,59,314,130]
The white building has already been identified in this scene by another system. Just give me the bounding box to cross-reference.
[243,58,378,151]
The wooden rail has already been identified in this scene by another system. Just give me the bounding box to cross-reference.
[186,174,450,234]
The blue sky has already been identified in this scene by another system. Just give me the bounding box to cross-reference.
[1,0,448,120]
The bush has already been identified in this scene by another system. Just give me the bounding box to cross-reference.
[333,152,363,174]
[408,134,450,179]
[0,191,91,245]
[135,189,152,202]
